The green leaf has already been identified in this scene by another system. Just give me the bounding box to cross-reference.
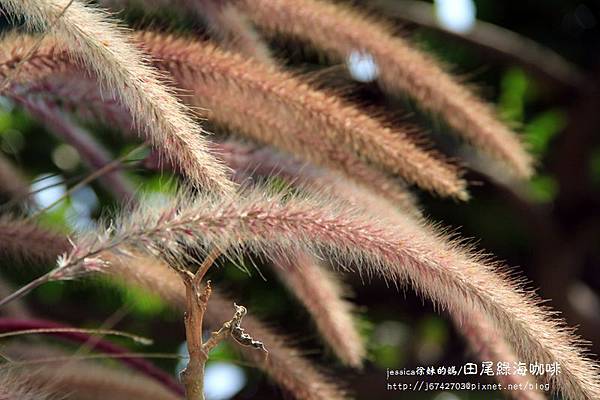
[0,111,12,133]
[529,175,558,203]
[498,68,529,123]
[524,110,567,156]
[35,281,65,305]
[121,284,166,316]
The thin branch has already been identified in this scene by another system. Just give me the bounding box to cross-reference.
[179,249,220,400]
[0,318,184,396]
[0,352,184,368]
[0,327,151,345]
[371,0,587,91]
[178,248,265,400]
[0,274,52,309]
[26,144,144,221]
[3,344,182,400]
[180,277,210,400]
[193,248,222,287]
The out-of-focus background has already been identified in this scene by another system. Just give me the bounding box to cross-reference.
[1,1,599,399]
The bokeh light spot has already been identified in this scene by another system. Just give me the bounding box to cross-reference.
[435,0,476,33]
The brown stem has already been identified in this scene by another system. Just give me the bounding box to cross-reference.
[180,248,222,400]
[179,248,266,400]
[181,275,211,400]
[193,248,222,288]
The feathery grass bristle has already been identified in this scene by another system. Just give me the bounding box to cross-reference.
[272,252,365,367]
[231,0,534,178]
[0,2,591,399]
[1,1,235,193]
[47,185,600,399]
[141,32,468,199]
